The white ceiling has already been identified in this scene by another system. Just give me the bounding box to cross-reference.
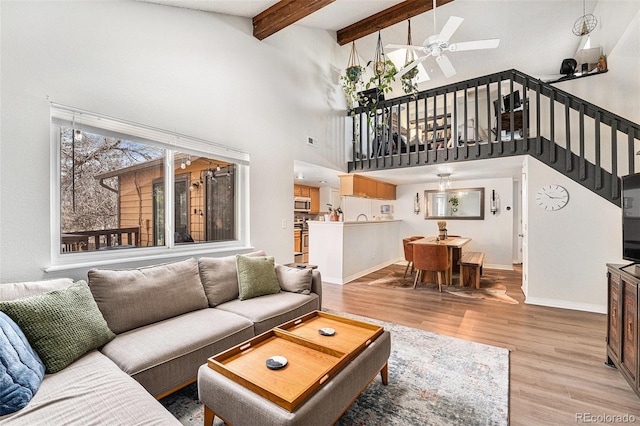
[139,0,599,187]
[294,156,525,189]
[140,0,597,81]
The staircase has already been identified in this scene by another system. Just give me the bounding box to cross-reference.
[347,69,640,206]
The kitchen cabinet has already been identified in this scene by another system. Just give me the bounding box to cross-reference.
[294,185,311,197]
[310,187,320,214]
[302,230,309,263]
[294,229,301,253]
[339,174,396,200]
[294,184,319,213]
[376,181,396,200]
[607,264,640,399]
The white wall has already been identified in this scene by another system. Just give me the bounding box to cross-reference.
[341,196,395,222]
[395,176,516,270]
[0,1,347,282]
[524,156,622,313]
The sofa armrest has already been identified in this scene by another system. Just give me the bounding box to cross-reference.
[311,269,322,309]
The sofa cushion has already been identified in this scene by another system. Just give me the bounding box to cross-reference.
[0,312,45,416]
[216,292,320,334]
[0,281,115,374]
[0,278,74,301]
[198,250,265,306]
[236,255,281,301]
[0,350,181,425]
[100,308,254,397]
[276,265,312,294]
[88,257,208,334]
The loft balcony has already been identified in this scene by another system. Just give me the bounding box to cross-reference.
[346,69,640,206]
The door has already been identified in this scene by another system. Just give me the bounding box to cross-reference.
[205,165,235,241]
[521,169,528,297]
[514,179,523,264]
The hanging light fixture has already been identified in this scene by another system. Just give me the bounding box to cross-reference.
[572,0,598,36]
[437,173,452,191]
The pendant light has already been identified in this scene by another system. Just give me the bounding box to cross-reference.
[572,0,597,36]
[437,173,451,191]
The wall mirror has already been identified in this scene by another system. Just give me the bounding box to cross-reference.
[424,188,485,220]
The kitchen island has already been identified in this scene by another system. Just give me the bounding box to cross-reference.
[308,220,402,285]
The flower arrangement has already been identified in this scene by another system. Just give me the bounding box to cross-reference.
[437,220,447,240]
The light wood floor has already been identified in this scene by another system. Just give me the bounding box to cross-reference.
[321,263,640,425]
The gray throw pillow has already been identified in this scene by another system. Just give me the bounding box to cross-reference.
[236,255,281,301]
[0,281,115,374]
[198,250,266,306]
[275,265,312,294]
[87,257,208,335]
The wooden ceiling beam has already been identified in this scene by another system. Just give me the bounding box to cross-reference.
[253,0,336,41]
[336,0,455,46]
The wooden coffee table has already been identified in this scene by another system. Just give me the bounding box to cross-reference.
[202,311,389,425]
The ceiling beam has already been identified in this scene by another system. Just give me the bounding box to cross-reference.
[253,0,335,41]
[336,0,455,46]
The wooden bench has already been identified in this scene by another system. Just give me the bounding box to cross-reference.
[459,252,485,289]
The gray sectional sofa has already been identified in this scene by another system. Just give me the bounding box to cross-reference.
[0,252,322,425]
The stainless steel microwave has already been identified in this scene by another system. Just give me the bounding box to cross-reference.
[294,197,311,213]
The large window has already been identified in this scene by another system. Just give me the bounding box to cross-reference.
[51,104,247,263]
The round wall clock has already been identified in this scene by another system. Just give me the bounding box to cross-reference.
[535,184,569,211]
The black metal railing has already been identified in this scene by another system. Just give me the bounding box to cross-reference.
[347,69,640,206]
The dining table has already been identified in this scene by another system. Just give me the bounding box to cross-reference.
[410,236,472,286]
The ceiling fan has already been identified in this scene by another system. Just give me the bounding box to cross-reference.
[387,8,500,79]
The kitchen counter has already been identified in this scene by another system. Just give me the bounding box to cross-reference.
[308,220,402,285]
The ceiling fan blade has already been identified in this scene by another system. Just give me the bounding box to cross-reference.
[448,39,500,52]
[436,54,457,78]
[396,55,430,78]
[437,16,464,43]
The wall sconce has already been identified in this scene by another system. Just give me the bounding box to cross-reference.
[490,190,499,215]
[437,173,452,191]
[414,192,420,214]
[189,182,200,192]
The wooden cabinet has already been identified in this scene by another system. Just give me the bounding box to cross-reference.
[294,229,301,253]
[623,281,638,381]
[294,185,311,197]
[294,185,319,213]
[309,187,320,214]
[607,264,640,398]
[376,181,396,200]
[339,174,396,200]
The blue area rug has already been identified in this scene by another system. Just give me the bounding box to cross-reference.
[160,311,509,425]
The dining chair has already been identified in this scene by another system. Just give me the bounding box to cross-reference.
[412,243,451,292]
[402,236,423,278]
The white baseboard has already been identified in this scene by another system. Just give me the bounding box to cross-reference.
[484,264,514,270]
[323,257,403,285]
[525,296,606,314]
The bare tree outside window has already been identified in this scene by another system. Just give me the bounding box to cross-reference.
[59,127,236,253]
[59,127,163,252]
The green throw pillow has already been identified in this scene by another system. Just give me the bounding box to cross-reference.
[236,255,281,301]
[0,281,115,374]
